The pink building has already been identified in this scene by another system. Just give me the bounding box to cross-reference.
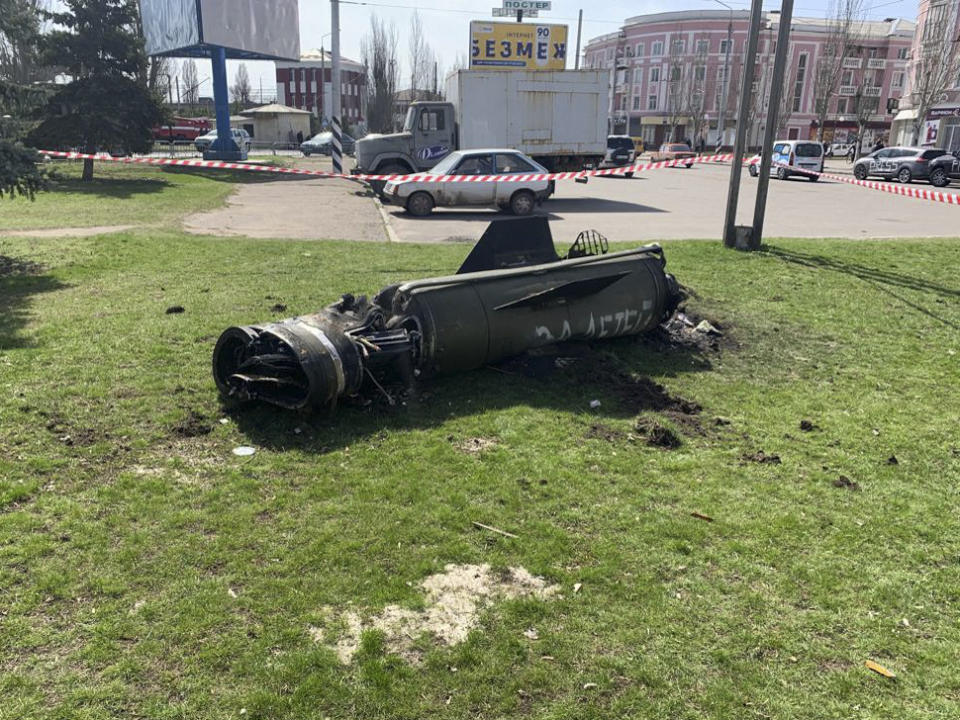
[584,10,914,149]
[891,0,960,150]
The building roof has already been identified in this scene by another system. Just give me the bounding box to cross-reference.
[279,48,365,72]
[240,103,312,116]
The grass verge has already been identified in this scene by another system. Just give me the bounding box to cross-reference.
[1,204,959,718]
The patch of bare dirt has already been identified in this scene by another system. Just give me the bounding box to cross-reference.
[634,417,682,449]
[0,255,45,277]
[583,423,625,442]
[0,225,134,238]
[173,410,212,438]
[452,436,498,455]
[742,450,782,465]
[833,475,860,491]
[310,563,560,664]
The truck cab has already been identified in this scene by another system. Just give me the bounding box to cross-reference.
[355,102,457,175]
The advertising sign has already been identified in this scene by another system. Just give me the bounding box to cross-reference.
[470,21,567,70]
[492,8,538,17]
[503,0,552,9]
[140,0,300,60]
[923,119,939,145]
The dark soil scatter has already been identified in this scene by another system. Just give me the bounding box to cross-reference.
[174,410,212,437]
[742,450,782,465]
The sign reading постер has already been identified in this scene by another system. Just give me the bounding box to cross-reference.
[470,21,567,70]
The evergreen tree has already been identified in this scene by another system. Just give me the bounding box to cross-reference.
[27,0,164,180]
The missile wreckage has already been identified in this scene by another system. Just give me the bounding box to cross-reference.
[212,217,682,411]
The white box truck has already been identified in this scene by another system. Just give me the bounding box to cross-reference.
[353,69,608,177]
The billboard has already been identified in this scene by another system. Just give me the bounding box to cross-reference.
[140,0,300,61]
[469,21,567,70]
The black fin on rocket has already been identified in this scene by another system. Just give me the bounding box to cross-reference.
[457,216,560,274]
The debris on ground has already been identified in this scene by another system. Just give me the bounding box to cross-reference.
[886,455,899,465]
[472,521,518,539]
[270,303,287,313]
[690,511,714,522]
[589,399,601,409]
[232,446,256,457]
[865,660,896,679]
[309,564,560,664]
[742,450,782,465]
[833,475,860,491]
[165,305,184,314]
[694,319,723,336]
[799,419,819,432]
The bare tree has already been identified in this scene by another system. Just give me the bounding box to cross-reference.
[812,0,863,142]
[665,36,688,141]
[181,59,200,104]
[231,62,252,106]
[852,85,879,156]
[908,1,960,145]
[408,10,434,99]
[682,36,710,148]
[361,15,399,133]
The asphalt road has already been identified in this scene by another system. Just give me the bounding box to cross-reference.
[383,160,960,245]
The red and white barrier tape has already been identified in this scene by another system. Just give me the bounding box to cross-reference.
[38,149,731,183]
[750,157,960,206]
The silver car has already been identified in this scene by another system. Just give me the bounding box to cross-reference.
[853,146,948,183]
[383,149,553,216]
[194,128,251,153]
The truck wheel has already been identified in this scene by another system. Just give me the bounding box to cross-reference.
[929,168,950,187]
[896,167,912,184]
[509,190,536,216]
[406,191,434,217]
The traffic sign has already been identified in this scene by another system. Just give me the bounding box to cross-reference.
[492,7,538,16]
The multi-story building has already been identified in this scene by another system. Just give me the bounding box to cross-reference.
[584,10,914,149]
[891,0,960,150]
[274,49,367,128]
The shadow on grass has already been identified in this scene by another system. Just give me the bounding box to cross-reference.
[0,256,67,350]
[45,175,169,199]
[161,166,323,185]
[763,244,960,330]
[223,333,716,454]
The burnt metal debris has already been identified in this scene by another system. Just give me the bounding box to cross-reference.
[212,217,681,411]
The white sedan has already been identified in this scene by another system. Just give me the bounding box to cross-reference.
[383,149,553,216]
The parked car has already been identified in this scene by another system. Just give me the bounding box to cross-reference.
[598,135,637,177]
[301,131,356,156]
[651,143,695,167]
[853,146,949,183]
[382,149,553,216]
[194,128,251,153]
[773,140,824,180]
[928,150,960,187]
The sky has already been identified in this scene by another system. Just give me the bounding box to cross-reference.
[176,0,919,98]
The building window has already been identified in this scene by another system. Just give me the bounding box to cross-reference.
[670,65,681,82]
[892,70,904,88]
[717,66,729,83]
[652,41,663,56]
[635,42,644,57]
[841,70,852,86]
[837,98,848,113]
[650,67,660,82]
[924,3,949,42]
[720,39,731,54]
[792,53,807,112]
[696,39,709,55]
[633,95,641,110]
[868,47,878,58]
[670,38,685,54]
[647,94,658,110]
[897,47,909,60]
[694,65,706,82]
[633,67,643,83]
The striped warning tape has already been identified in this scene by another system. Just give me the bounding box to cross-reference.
[37,149,732,183]
[751,157,960,206]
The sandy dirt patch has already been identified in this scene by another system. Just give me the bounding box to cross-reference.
[0,225,135,238]
[310,563,560,664]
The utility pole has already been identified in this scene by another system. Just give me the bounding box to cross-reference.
[721,0,763,248]
[320,43,326,122]
[331,0,343,174]
[175,75,181,112]
[575,9,583,70]
[751,0,794,247]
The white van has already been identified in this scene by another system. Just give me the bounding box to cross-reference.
[769,140,824,181]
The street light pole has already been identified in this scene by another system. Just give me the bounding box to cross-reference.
[714,0,733,151]
[331,0,343,174]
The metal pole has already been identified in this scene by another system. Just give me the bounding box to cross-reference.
[331,0,343,174]
[321,43,325,121]
[575,9,583,70]
[721,0,764,248]
[750,0,794,248]
[718,13,732,149]
[208,46,237,158]
[175,75,181,112]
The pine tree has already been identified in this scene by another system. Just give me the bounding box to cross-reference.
[27,0,165,180]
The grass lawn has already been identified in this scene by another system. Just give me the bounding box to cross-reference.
[1,168,959,719]
[0,158,292,231]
